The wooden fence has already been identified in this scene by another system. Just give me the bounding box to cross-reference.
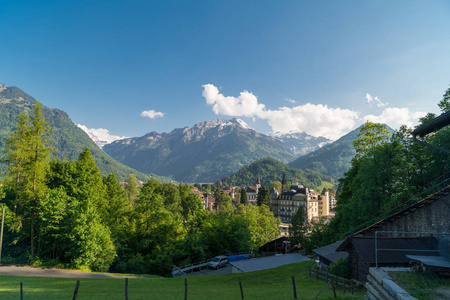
[309,267,356,296]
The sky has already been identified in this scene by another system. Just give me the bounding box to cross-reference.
[1,0,449,141]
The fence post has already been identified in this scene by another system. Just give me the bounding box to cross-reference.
[20,282,23,300]
[332,278,336,299]
[73,280,80,300]
[292,276,297,299]
[184,278,188,300]
[239,277,244,299]
[125,278,128,300]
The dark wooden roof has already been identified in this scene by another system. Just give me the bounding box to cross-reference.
[337,237,439,264]
[412,110,450,138]
[352,186,450,237]
[313,239,348,263]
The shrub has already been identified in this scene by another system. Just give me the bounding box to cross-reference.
[328,257,350,279]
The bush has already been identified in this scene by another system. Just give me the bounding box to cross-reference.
[328,258,350,279]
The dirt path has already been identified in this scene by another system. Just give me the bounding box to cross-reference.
[0,266,151,279]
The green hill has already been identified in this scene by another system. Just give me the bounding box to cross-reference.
[220,157,335,189]
[289,125,395,181]
[288,128,360,180]
[0,84,162,181]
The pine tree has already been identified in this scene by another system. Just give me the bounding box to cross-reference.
[2,101,52,257]
[240,188,249,205]
[257,186,271,208]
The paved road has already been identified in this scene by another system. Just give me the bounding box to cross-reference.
[0,266,150,279]
[186,264,232,276]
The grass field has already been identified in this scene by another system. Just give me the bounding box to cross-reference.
[0,261,366,299]
[389,270,450,300]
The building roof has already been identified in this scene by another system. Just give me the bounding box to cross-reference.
[412,110,450,138]
[406,255,450,269]
[337,237,439,264]
[313,240,348,263]
[352,186,450,237]
[247,186,257,193]
[230,254,310,272]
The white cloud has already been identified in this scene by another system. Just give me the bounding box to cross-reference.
[77,124,128,146]
[285,98,296,104]
[202,84,265,117]
[366,93,388,107]
[140,110,165,119]
[258,104,359,140]
[363,108,427,129]
[202,84,359,140]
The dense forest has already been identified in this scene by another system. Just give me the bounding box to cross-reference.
[220,157,335,188]
[295,85,450,254]
[0,102,280,276]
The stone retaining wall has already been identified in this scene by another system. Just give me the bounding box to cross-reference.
[365,267,416,300]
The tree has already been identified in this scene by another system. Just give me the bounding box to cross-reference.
[289,205,309,248]
[35,187,70,259]
[243,205,280,249]
[213,189,232,212]
[438,85,450,113]
[240,188,249,205]
[124,174,140,205]
[353,121,390,161]
[2,101,53,257]
[103,173,131,240]
[257,186,271,208]
[181,193,203,220]
[269,181,281,191]
[74,148,106,213]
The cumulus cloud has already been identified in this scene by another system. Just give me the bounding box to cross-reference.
[202,84,265,117]
[366,93,388,107]
[202,84,430,140]
[263,104,359,140]
[363,108,427,129]
[140,110,165,119]
[77,124,128,145]
[202,84,359,140]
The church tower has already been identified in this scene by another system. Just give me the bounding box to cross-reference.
[256,173,261,194]
[281,172,287,192]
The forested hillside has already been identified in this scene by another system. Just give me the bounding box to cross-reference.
[289,125,394,181]
[0,84,155,181]
[220,157,335,189]
[296,86,450,254]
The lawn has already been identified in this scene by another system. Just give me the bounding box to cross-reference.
[389,270,450,300]
[0,261,366,299]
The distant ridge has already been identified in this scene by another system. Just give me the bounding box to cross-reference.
[104,118,298,182]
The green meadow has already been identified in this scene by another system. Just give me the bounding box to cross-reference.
[0,261,365,299]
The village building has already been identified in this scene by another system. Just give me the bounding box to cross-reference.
[270,173,331,224]
[336,185,450,282]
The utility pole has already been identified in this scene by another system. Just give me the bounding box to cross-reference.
[0,205,5,264]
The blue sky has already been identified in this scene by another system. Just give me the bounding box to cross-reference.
[1,0,449,141]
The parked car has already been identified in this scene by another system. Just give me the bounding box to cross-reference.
[208,255,228,269]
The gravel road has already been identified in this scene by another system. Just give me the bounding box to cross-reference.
[0,266,149,279]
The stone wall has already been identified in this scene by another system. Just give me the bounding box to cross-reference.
[365,267,416,300]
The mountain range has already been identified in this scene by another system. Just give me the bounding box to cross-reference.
[1,83,374,184]
[103,118,301,182]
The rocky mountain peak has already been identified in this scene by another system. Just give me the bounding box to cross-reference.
[0,83,7,92]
